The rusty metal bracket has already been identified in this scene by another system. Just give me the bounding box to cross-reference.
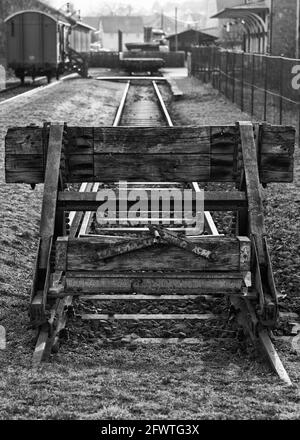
[150,226,215,261]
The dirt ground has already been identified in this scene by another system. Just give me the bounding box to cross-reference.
[0,71,300,420]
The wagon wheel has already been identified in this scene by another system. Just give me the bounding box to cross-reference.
[16,69,25,85]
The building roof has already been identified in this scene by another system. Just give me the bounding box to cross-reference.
[166,29,218,41]
[143,13,186,35]
[75,20,96,31]
[82,16,101,30]
[99,16,144,34]
[37,0,78,25]
[4,1,87,27]
[212,1,268,19]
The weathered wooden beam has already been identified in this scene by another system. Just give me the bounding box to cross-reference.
[5,125,295,184]
[58,236,251,273]
[78,294,218,301]
[230,296,292,385]
[32,324,49,367]
[259,329,292,386]
[51,271,248,296]
[30,124,64,323]
[57,191,248,212]
[239,122,266,259]
[81,313,216,321]
[97,76,168,81]
[64,271,247,295]
[32,182,93,365]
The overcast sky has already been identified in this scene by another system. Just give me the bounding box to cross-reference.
[46,0,198,16]
[48,0,153,14]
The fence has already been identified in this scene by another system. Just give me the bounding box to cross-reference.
[89,51,185,69]
[189,46,300,134]
[88,52,120,68]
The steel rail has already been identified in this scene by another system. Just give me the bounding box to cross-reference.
[113,81,131,127]
[152,81,174,127]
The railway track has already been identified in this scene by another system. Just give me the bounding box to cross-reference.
[33,77,221,363]
[27,76,293,385]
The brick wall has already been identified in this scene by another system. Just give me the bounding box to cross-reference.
[0,0,53,66]
[271,0,297,58]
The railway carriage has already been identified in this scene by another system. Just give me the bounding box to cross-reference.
[5,10,92,83]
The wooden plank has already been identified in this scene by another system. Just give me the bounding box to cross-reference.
[81,314,216,321]
[79,294,210,301]
[57,191,248,212]
[259,329,292,386]
[97,76,168,81]
[66,236,246,272]
[55,237,68,272]
[93,127,214,153]
[239,122,266,261]
[260,125,295,149]
[93,153,211,182]
[64,271,246,295]
[32,324,49,367]
[260,170,294,184]
[238,237,251,272]
[30,124,64,321]
[6,125,294,184]
[32,181,91,364]
[39,125,64,265]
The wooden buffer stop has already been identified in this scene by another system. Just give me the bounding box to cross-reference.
[5,122,295,382]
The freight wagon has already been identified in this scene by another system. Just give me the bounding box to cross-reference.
[5,10,94,83]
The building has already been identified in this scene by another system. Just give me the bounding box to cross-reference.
[82,17,101,43]
[166,29,217,53]
[210,0,300,58]
[143,13,188,36]
[96,16,144,51]
[211,1,270,53]
[69,21,95,53]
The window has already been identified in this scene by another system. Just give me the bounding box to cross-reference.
[11,21,15,37]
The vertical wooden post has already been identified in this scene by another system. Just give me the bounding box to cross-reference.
[238,121,266,262]
[30,124,64,324]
